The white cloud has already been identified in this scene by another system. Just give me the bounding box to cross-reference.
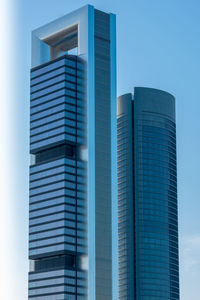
[180,234,200,272]
[180,234,200,300]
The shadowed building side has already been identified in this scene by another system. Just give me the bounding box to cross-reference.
[117,87,179,300]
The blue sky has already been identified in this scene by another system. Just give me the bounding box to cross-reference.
[2,0,199,299]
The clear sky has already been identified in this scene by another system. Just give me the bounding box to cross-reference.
[1,0,199,299]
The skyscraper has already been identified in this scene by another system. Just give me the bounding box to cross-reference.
[28,5,180,300]
[117,87,179,299]
[29,5,117,300]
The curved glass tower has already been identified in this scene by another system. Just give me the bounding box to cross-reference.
[117,87,179,300]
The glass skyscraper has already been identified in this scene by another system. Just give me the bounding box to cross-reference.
[117,87,179,300]
[29,5,117,300]
[28,5,180,300]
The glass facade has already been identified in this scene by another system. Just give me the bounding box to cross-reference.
[29,55,88,299]
[117,94,134,299]
[117,88,179,300]
[29,5,117,300]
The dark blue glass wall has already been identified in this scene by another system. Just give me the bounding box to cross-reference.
[29,55,87,299]
[117,94,134,299]
[94,9,113,299]
[134,88,179,300]
[117,88,179,300]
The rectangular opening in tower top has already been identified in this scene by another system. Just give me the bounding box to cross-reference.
[42,24,78,60]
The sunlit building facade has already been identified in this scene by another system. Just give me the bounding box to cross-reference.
[28,5,117,300]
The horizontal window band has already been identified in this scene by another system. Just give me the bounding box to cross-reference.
[29,194,76,204]
[31,79,78,95]
[133,145,176,157]
[28,275,85,283]
[31,117,86,131]
[138,204,177,214]
[30,158,76,171]
[30,157,86,171]
[137,213,177,222]
[31,63,84,82]
[30,167,76,178]
[136,184,177,195]
[30,121,77,136]
[30,107,74,122]
[29,213,76,225]
[29,233,78,243]
[29,185,85,196]
[28,239,77,250]
[30,172,86,183]
[136,118,176,129]
[137,167,176,177]
[30,88,85,103]
[29,284,86,290]
[29,225,86,236]
[30,171,78,183]
[29,284,77,292]
[29,282,85,292]
[137,153,176,166]
[136,164,176,174]
[28,292,82,298]
[31,63,84,80]
[30,225,76,235]
[29,240,85,251]
[30,133,77,147]
[29,219,73,229]
[136,133,176,143]
[31,71,84,88]
[137,152,176,163]
[31,86,73,100]
[138,137,176,148]
[30,179,83,191]
[30,91,85,106]
[136,171,177,182]
[31,55,84,74]
[30,132,85,147]
[30,106,86,119]
[30,204,86,216]
[30,167,86,178]
[31,99,85,115]
[136,113,175,123]
[29,229,86,241]
[31,65,66,79]
[28,276,75,283]
[29,268,76,278]
[29,209,77,220]
[31,55,74,71]
[29,209,86,221]
[30,115,86,130]
[137,177,177,188]
[30,109,85,123]
[29,205,78,217]
[30,126,79,140]
[31,73,85,91]
[29,210,86,222]
[29,192,86,204]
[30,102,78,117]
[29,217,86,228]
[29,202,75,213]
[141,124,176,134]
[30,84,85,98]
[29,232,78,243]
[29,292,87,298]
[32,144,77,165]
